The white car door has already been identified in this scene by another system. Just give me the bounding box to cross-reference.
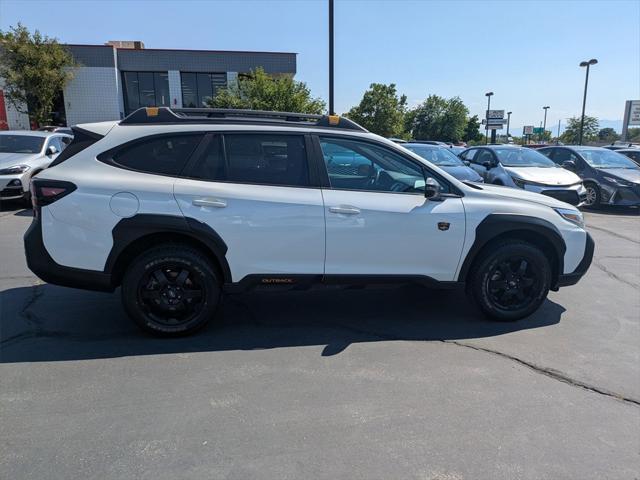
[318,136,466,282]
[174,133,325,282]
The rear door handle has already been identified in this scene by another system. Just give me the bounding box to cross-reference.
[329,205,361,215]
[192,198,227,208]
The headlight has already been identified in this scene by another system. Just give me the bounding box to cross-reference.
[555,208,584,228]
[511,176,526,188]
[603,176,632,187]
[0,164,30,175]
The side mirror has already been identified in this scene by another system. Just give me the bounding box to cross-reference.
[46,145,58,156]
[563,160,576,171]
[424,177,442,201]
[463,160,471,166]
[482,161,492,170]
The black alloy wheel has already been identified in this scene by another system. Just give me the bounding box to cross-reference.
[470,240,551,321]
[122,245,221,336]
[485,256,539,311]
[138,263,205,327]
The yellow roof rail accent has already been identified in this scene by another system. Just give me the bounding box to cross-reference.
[328,115,340,125]
[146,107,159,117]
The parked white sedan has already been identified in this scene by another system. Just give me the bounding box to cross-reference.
[0,131,72,205]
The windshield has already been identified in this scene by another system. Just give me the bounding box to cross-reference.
[580,149,639,169]
[493,147,557,167]
[0,135,45,154]
[404,145,465,166]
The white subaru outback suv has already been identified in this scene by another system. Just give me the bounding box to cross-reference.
[24,107,594,336]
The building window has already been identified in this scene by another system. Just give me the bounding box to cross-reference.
[181,72,227,108]
[122,71,170,114]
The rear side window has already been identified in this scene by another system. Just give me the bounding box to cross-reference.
[48,128,102,168]
[111,134,203,176]
[189,134,310,187]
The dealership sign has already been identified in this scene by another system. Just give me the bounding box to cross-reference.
[629,100,640,126]
[487,109,505,119]
[523,125,534,135]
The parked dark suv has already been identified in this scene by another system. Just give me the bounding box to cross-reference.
[538,146,640,207]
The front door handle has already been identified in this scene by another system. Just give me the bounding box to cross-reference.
[192,198,227,208]
[329,205,361,215]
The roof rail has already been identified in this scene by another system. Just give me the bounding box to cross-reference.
[120,107,367,132]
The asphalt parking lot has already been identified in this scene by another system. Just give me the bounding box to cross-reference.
[1,201,638,480]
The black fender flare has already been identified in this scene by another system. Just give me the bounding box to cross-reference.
[457,213,566,282]
[105,214,232,283]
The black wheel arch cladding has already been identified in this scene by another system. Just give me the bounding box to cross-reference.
[106,214,232,284]
[458,213,566,283]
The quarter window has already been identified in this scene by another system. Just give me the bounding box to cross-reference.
[111,135,203,176]
[189,134,310,187]
[319,137,433,194]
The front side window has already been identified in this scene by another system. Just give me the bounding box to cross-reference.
[475,149,495,166]
[404,145,465,167]
[0,135,45,154]
[190,134,310,187]
[111,134,203,175]
[461,149,477,161]
[319,137,430,194]
[46,137,63,154]
[493,147,557,167]
[547,148,578,165]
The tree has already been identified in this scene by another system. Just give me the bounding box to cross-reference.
[344,83,407,138]
[627,128,640,142]
[207,67,325,114]
[407,95,469,142]
[0,23,77,127]
[598,127,620,143]
[560,116,599,144]
[463,115,483,143]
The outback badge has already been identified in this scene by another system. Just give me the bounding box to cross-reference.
[438,222,450,231]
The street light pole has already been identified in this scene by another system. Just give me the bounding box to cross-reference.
[578,59,597,145]
[542,106,550,142]
[328,0,335,115]
[485,91,493,145]
[506,111,512,140]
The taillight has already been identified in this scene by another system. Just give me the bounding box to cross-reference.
[30,179,77,213]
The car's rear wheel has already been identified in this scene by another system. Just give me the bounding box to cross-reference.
[583,182,600,208]
[122,245,221,336]
[470,240,551,321]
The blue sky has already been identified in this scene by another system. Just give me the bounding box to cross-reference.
[1,0,638,132]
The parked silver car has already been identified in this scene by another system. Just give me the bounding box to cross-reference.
[0,131,72,205]
[459,145,586,206]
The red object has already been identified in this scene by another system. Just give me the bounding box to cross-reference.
[0,90,8,130]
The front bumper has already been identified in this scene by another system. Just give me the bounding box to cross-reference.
[24,215,115,292]
[600,183,640,206]
[0,175,28,200]
[555,232,594,288]
[524,183,586,206]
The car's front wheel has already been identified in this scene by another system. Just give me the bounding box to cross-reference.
[121,245,221,336]
[583,182,601,208]
[470,240,551,321]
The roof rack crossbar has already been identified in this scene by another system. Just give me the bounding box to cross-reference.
[120,107,367,132]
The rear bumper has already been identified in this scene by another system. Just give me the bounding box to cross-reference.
[24,215,115,292]
[555,232,594,288]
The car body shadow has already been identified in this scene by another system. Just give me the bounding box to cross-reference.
[0,284,565,363]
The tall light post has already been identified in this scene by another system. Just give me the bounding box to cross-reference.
[485,91,493,144]
[578,59,597,145]
[542,106,550,142]
[328,0,335,115]
[506,111,512,140]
